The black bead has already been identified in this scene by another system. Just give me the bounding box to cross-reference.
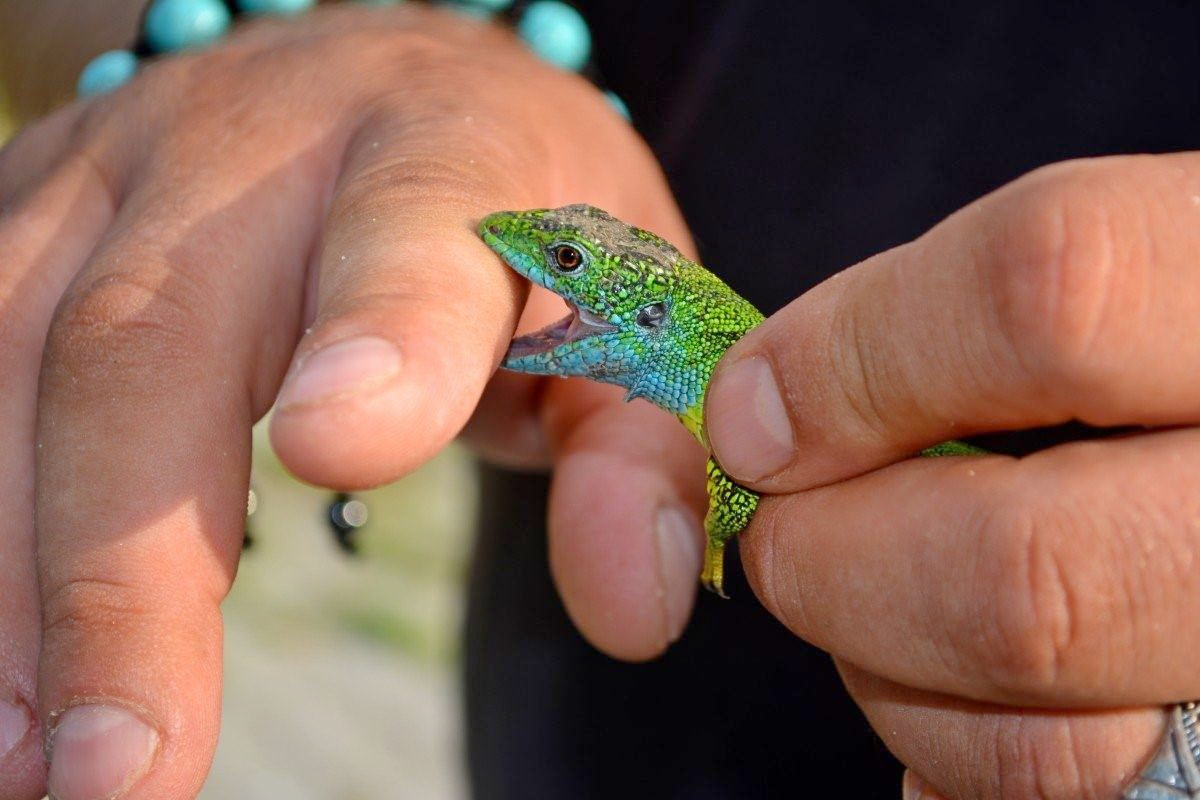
[326,492,368,555]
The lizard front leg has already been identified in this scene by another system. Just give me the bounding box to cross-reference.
[701,459,760,598]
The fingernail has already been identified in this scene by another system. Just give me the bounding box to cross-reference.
[901,770,924,799]
[277,336,401,409]
[654,505,704,643]
[902,770,944,800]
[48,705,159,800]
[707,356,794,480]
[0,697,30,759]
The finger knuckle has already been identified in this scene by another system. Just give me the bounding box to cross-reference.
[44,265,209,390]
[352,107,532,199]
[342,149,492,216]
[345,81,547,196]
[990,714,1102,799]
[969,495,1084,695]
[41,575,156,646]
[827,296,902,443]
[958,460,1164,701]
[741,497,815,636]
[986,162,1136,395]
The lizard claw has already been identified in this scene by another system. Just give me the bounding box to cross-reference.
[700,541,730,599]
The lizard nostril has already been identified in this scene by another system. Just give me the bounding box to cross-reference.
[488,225,501,235]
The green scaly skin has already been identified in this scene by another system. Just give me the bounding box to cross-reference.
[479,204,982,597]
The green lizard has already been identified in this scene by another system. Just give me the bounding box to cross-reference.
[479,204,982,597]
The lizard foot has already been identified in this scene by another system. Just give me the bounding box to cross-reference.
[700,540,729,599]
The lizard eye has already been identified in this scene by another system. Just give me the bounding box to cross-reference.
[636,302,668,329]
[552,244,585,272]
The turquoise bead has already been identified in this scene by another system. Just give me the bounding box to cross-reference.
[77,50,139,96]
[238,0,315,15]
[518,1,591,72]
[605,91,630,120]
[144,0,232,53]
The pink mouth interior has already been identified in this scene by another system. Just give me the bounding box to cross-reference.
[506,303,616,360]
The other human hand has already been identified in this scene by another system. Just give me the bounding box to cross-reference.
[701,153,1200,797]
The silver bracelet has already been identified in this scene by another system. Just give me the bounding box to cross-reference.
[1123,702,1200,799]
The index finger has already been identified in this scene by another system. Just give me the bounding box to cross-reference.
[741,426,1200,708]
[705,152,1200,492]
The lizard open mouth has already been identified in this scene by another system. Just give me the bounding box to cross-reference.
[505,302,618,361]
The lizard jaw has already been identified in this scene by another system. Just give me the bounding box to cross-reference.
[504,301,618,365]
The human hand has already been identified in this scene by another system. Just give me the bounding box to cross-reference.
[0,5,690,797]
[697,153,1200,797]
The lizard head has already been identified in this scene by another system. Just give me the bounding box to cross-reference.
[479,204,682,383]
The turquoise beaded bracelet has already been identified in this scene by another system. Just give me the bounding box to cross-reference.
[77,0,630,120]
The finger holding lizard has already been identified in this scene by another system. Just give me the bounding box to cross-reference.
[700,153,1200,798]
[544,387,709,659]
[707,153,1200,491]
